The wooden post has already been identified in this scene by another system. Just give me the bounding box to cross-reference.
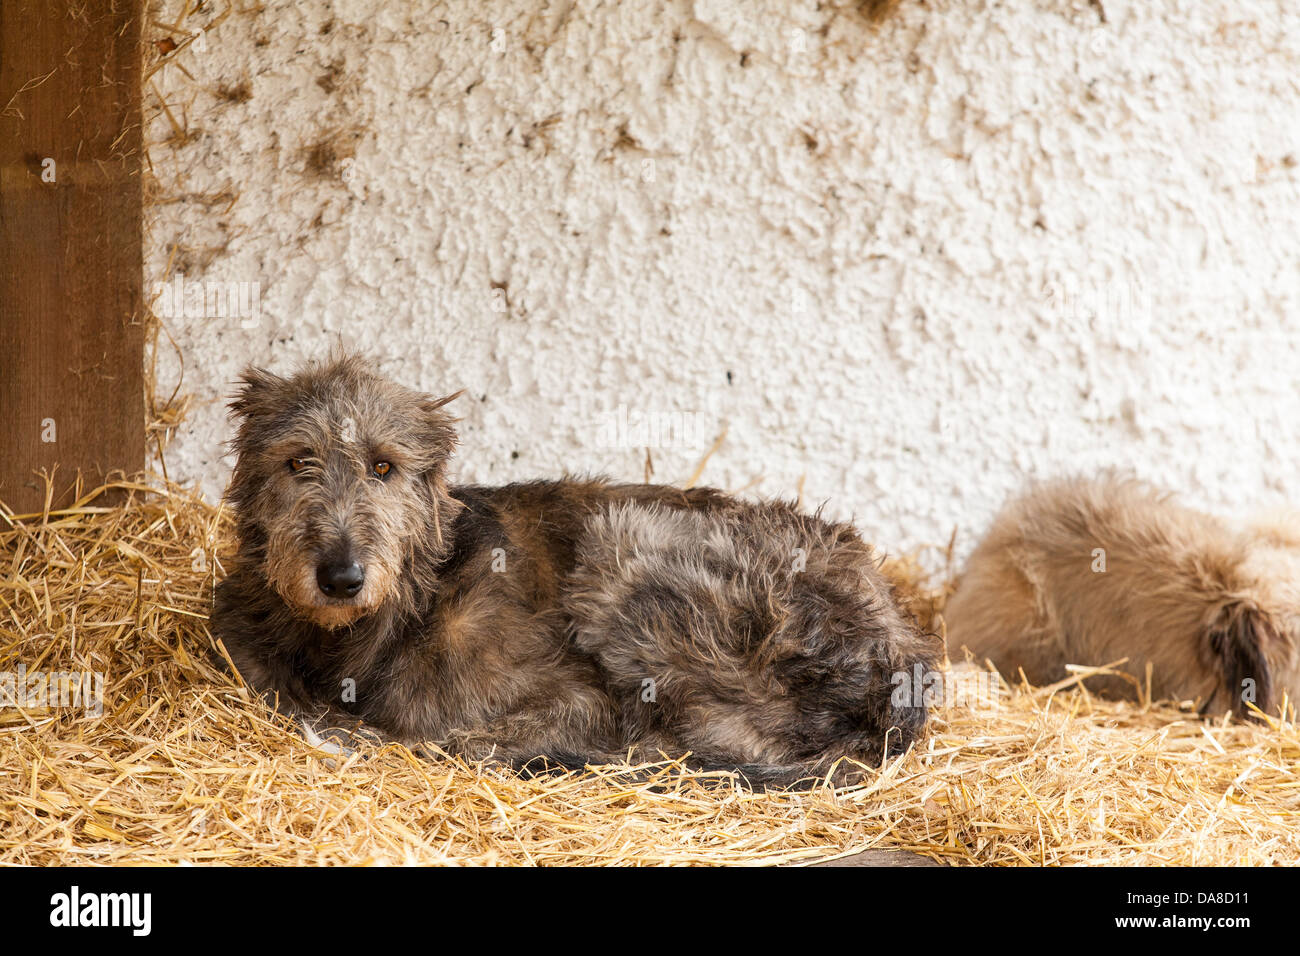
[0,0,145,515]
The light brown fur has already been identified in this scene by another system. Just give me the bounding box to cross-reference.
[945,475,1300,718]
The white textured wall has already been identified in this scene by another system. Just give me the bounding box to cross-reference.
[145,0,1300,566]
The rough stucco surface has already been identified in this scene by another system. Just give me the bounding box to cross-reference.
[145,0,1300,565]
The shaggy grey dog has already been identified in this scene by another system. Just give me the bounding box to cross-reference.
[211,355,940,786]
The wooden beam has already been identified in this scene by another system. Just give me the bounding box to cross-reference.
[0,0,145,515]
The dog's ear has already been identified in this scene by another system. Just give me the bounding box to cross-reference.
[1206,601,1276,719]
[230,366,287,420]
[417,390,463,464]
[417,390,464,549]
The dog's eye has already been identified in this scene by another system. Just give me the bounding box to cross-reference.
[288,458,308,473]
[372,461,392,478]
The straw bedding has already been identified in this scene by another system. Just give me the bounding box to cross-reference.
[2,479,1298,866]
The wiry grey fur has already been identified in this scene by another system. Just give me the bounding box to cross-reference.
[211,355,941,787]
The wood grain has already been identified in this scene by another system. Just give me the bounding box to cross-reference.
[0,0,145,515]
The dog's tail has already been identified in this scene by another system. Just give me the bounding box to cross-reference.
[1203,598,1278,720]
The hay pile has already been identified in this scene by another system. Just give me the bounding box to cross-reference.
[2,481,1298,866]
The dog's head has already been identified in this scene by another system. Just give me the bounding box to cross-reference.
[226,354,461,629]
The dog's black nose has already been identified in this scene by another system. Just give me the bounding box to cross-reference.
[317,561,364,598]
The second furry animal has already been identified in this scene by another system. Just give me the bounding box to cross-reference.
[946,475,1300,718]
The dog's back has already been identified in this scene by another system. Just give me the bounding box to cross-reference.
[566,497,939,775]
[945,475,1295,717]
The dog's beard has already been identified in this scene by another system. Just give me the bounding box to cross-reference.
[301,604,370,630]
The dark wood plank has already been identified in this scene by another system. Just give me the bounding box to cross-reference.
[0,0,145,515]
